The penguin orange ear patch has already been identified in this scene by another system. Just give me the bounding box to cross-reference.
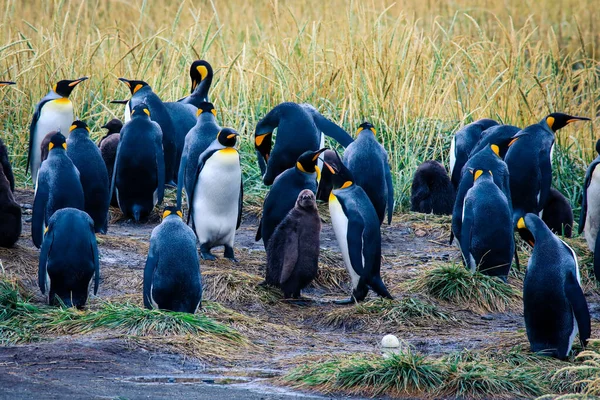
[517,218,526,230]
[197,65,208,81]
[49,142,54,150]
[69,124,77,132]
[211,109,217,117]
[143,108,150,116]
[546,116,555,129]
[341,181,353,189]
[491,144,500,156]
[473,170,483,181]
[163,210,172,219]
[62,143,67,150]
[133,84,143,94]
[176,210,183,218]
[369,127,376,134]
[356,127,363,136]
[255,134,269,146]
[508,138,518,147]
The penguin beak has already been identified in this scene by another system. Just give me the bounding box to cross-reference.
[227,133,238,139]
[118,77,132,88]
[68,77,88,87]
[311,148,327,162]
[0,81,15,86]
[110,100,129,105]
[566,116,591,124]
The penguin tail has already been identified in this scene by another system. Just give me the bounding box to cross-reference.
[370,277,393,300]
[132,205,143,222]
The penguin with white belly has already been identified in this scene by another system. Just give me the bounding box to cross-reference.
[188,128,242,261]
[28,77,88,184]
[326,152,393,303]
[518,213,590,359]
[579,139,600,280]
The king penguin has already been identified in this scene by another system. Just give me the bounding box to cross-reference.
[118,78,177,184]
[111,104,165,222]
[327,152,393,303]
[449,118,498,189]
[256,148,326,249]
[469,124,521,159]
[67,120,110,233]
[144,206,202,313]
[32,132,85,248]
[518,213,590,359]
[0,162,21,248]
[343,122,394,224]
[451,144,511,245]
[38,208,99,309]
[505,113,590,218]
[164,61,214,179]
[188,128,242,261]
[176,102,220,208]
[28,77,88,184]
[459,170,514,279]
[255,102,353,185]
[579,139,600,280]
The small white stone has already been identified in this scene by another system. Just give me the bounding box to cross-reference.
[381,334,400,348]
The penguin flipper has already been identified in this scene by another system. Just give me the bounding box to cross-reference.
[32,177,49,248]
[38,229,52,294]
[143,242,158,309]
[27,99,50,176]
[187,148,219,225]
[459,200,475,271]
[311,111,353,147]
[566,272,591,347]
[385,162,394,225]
[255,218,262,241]
[280,228,299,284]
[537,150,553,212]
[155,132,165,205]
[347,214,366,277]
[237,180,243,230]
[176,153,187,209]
[91,240,100,296]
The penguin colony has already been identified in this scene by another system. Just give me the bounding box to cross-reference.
[0,63,596,361]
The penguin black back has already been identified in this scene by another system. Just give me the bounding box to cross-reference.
[38,208,99,309]
[542,188,573,238]
[32,132,84,248]
[67,120,110,233]
[459,170,514,279]
[449,118,498,189]
[410,160,454,215]
[0,164,21,247]
[257,148,325,248]
[343,122,394,224]
[144,206,202,313]
[518,213,590,359]
[112,103,165,222]
[0,138,15,192]
[266,189,321,299]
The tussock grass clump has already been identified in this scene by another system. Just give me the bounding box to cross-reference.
[311,262,349,292]
[285,347,581,398]
[548,345,600,398]
[412,264,521,313]
[202,268,282,305]
[322,297,456,330]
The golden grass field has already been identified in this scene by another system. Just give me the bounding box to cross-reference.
[0,0,598,206]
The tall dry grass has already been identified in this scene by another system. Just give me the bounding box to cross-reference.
[0,0,597,208]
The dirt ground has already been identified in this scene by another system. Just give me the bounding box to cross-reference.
[1,188,599,400]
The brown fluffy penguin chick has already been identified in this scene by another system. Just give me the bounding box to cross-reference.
[0,165,21,247]
[100,133,120,207]
[410,160,455,215]
[40,131,58,164]
[265,189,321,299]
[542,188,573,238]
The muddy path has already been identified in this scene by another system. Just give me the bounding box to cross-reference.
[2,188,599,399]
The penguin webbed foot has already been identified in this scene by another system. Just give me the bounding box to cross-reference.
[334,297,357,305]
[201,252,216,261]
[224,246,238,262]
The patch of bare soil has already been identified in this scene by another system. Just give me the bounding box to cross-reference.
[2,189,599,399]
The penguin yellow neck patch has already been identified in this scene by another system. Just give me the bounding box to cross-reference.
[329,192,337,202]
[546,116,555,130]
[54,97,71,105]
[341,181,353,189]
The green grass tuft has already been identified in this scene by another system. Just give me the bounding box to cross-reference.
[412,264,521,313]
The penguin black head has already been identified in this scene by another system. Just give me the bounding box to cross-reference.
[49,132,67,151]
[69,120,90,134]
[217,128,238,147]
[118,78,149,95]
[296,189,317,211]
[53,77,88,97]
[296,148,327,178]
[101,119,123,134]
[196,102,217,117]
[190,60,213,92]
[516,213,543,247]
[130,103,151,118]
[325,151,354,190]
[162,206,183,220]
[357,121,376,136]
[0,81,15,87]
[544,113,591,132]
